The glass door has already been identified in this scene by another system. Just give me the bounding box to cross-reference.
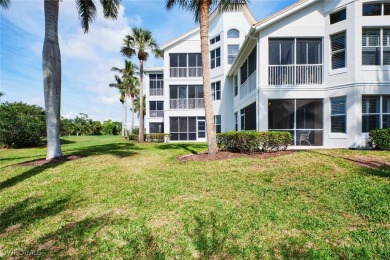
[197,119,206,141]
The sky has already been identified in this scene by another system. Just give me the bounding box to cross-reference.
[0,0,296,125]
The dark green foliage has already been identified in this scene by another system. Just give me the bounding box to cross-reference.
[217,131,292,153]
[145,133,170,143]
[368,128,390,150]
[128,134,138,141]
[60,115,121,136]
[0,102,46,148]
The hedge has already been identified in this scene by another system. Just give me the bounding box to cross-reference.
[128,133,170,143]
[368,128,390,150]
[217,131,292,153]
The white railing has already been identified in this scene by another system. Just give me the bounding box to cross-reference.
[149,110,164,117]
[149,88,164,96]
[240,72,256,99]
[170,67,202,78]
[268,64,323,85]
[170,98,204,109]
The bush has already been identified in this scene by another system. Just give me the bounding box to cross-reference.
[368,128,390,150]
[0,102,46,148]
[217,131,292,153]
[128,134,138,141]
[145,133,170,143]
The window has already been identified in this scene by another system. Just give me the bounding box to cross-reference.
[269,39,294,66]
[228,45,239,64]
[362,95,390,132]
[234,75,238,96]
[330,9,346,24]
[330,97,346,133]
[227,29,239,38]
[170,117,197,141]
[169,53,202,77]
[234,112,238,131]
[210,48,221,69]
[363,3,382,16]
[211,81,221,101]
[214,115,221,133]
[240,48,257,98]
[149,74,163,96]
[150,123,164,133]
[268,99,323,146]
[331,32,346,69]
[385,3,390,15]
[240,102,256,130]
[170,85,204,109]
[149,101,164,117]
[362,28,390,66]
[210,35,220,45]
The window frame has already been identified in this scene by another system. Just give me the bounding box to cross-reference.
[330,96,347,133]
[227,29,240,38]
[362,95,390,132]
[214,115,221,133]
[210,47,221,69]
[149,101,164,117]
[330,31,347,70]
[330,8,346,25]
[210,35,220,45]
[227,44,239,64]
[362,28,390,66]
[211,81,221,101]
[169,53,202,77]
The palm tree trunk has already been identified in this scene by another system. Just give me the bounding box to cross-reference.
[124,94,128,136]
[131,95,135,135]
[43,0,62,159]
[199,1,217,155]
[121,101,125,136]
[138,59,144,142]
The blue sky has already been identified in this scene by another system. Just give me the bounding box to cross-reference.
[0,0,296,124]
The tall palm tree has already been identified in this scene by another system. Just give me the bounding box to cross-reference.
[166,0,248,155]
[111,60,139,135]
[1,0,121,159]
[109,75,127,136]
[121,28,163,142]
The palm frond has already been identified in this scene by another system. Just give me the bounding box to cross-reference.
[0,0,11,9]
[218,0,248,12]
[76,0,97,33]
[100,0,120,19]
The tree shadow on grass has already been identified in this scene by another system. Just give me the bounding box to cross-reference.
[156,143,207,155]
[308,150,390,179]
[0,197,70,236]
[0,142,141,191]
[24,214,165,258]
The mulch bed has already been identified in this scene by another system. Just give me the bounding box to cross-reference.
[17,155,84,167]
[177,150,295,162]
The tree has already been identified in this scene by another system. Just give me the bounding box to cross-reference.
[166,0,247,155]
[121,28,163,142]
[0,92,4,101]
[109,75,127,136]
[134,94,146,119]
[111,60,139,135]
[0,0,121,159]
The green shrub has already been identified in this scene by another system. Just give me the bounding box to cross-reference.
[368,128,390,150]
[217,131,292,153]
[0,102,46,148]
[128,134,138,141]
[145,133,170,143]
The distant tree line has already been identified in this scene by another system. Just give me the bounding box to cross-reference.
[0,102,121,148]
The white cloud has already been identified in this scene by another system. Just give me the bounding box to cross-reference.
[128,15,143,27]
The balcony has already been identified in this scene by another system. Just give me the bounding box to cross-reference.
[269,64,323,85]
[170,98,204,109]
[149,110,164,117]
[240,72,256,99]
[149,88,164,96]
[170,67,202,78]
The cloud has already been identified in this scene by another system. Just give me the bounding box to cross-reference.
[128,15,143,27]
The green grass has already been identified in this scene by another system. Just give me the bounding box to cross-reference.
[0,136,389,259]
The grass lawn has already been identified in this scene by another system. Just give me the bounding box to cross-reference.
[0,136,389,258]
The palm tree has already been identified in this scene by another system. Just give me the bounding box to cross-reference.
[111,60,139,135]
[1,0,121,159]
[109,75,127,136]
[121,28,163,142]
[166,0,247,155]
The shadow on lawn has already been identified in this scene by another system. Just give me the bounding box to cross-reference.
[0,196,70,235]
[308,150,390,178]
[24,214,165,258]
[0,142,141,191]
[156,143,207,155]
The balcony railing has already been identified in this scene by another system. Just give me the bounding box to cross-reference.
[170,98,204,109]
[149,110,164,117]
[149,88,164,96]
[240,72,256,99]
[170,67,202,78]
[268,64,323,85]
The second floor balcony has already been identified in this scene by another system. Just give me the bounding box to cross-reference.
[150,110,164,117]
[268,64,323,86]
[149,88,164,96]
[170,98,204,109]
[169,67,202,78]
